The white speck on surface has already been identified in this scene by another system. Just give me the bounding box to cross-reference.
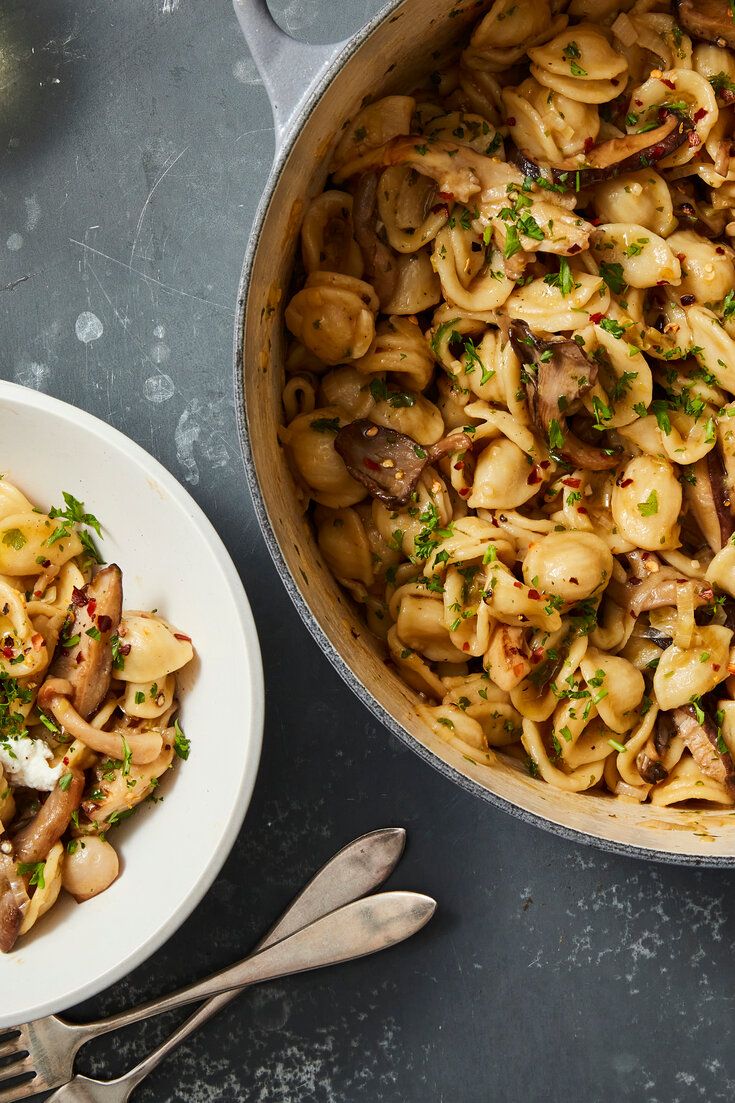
[14,360,50,390]
[233,56,262,84]
[175,397,233,486]
[153,324,166,339]
[75,311,104,343]
[24,194,41,231]
[161,0,180,10]
[6,233,23,251]
[282,0,319,33]
[151,341,170,363]
[144,374,175,403]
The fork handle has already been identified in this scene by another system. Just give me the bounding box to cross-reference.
[82,891,434,1036]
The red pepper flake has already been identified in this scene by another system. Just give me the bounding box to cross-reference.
[0,647,12,659]
[694,107,708,122]
[431,203,449,215]
[174,633,192,642]
[651,144,665,158]
[76,652,84,664]
[562,477,581,488]
[589,216,602,226]
[620,477,633,488]
[681,294,695,306]
[527,467,542,486]
[459,487,470,497]
[454,461,464,471]
[530,648,544,665]
[539,460,551,470]
[513,581,523,589]
[364,458,380,471]
[583,136,595,154]
[713,664,721,672]
[716,246,725,255]
[688,131,702,148]
[97,614,112,633]
[506,116,516,126]
[438,191,454,202]
[589,312,604,325]
[660,77,676,90]
[462,642,470,652]
[527,589,542,601]
[71,586,88,606]
[635,98,643,106]
[676,252,686,263]
[87,599,97,616]
[119,642,131,656]
[569,577,579,585]
[578,506,588,514]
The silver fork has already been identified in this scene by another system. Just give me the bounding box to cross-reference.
[0,827,409,1101]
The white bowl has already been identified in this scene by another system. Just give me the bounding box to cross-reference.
[0,381,263,1028]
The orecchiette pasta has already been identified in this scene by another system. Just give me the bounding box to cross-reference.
[0,481,193,953]
[278,0,735,811]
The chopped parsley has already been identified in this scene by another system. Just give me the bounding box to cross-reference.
[637,491,659,517]
[173,718,190,761]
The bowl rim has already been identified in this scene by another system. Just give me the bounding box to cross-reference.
[0,379,264,1022]
[231,4,735,869]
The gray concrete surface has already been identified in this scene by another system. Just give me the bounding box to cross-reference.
[2,2,734,1100]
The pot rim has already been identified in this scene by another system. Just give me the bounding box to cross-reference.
[231,3,735,868]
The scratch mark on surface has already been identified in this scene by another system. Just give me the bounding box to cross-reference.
[68,239,232,311]
[129,145,189,268]
[1,274,30,292]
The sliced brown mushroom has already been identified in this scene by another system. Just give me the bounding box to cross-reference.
[708,447,735,547]
[671,704,735,795]
[0,851,30,953]
[49,564,123,720]
[515,114,694,190]
[352,172,399,309]
[610,550,715,614]
[334,420,472,508]
[38,678,163,765]
[683,452,735,553]
[637,711,675,784]
[675,0,735,49]
[13,769,84,864]
[509,320,620,471]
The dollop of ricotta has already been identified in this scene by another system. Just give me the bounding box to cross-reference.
[0,736,62,791]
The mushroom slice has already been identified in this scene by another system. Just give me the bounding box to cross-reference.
[353,172,399,310]
[636,712,675,784]
[671,704,735,794]
[334,420,472,509]
[0,852,30,954]
[515,114,693,189]
[13,769,84,865]
[622,572,713,617]
[675,0,735,49]
[49,564,123,720]
[509,320,620,471]
[707,448,735,548]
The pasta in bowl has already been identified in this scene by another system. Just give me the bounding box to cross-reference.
[0,482,193,953]
[0,383,262,1028]
[245,0,735,845]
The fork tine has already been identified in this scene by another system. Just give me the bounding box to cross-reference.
[0,1074,41,1103]
[0,1056,33,1085]
[0,1040,26,1062]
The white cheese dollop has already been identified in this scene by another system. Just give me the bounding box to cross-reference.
[0,736,62,791]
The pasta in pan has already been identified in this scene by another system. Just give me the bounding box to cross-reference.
[279,0,735,809]
[0,483,193,952]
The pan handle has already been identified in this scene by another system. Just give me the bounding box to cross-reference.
[232,0,348,151]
